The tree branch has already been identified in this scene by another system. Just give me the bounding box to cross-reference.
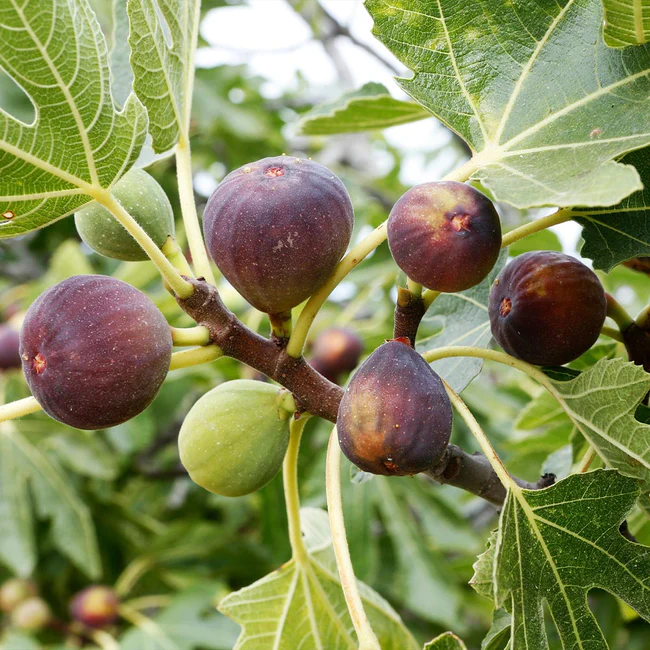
[393,287,426,345]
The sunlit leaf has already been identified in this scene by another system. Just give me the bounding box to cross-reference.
[603,0,650,47]
[424,632,468,649]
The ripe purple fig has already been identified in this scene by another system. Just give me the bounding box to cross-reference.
[70,586,119,629]
[309,327,363,383]
[337,338,452,476]
[489,251,607,366]
[0,324,21,370]
[20,275,172,429]
[387,181,501,293]
[203,156,354,314]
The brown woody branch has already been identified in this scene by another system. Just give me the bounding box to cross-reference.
[393,287,426,345]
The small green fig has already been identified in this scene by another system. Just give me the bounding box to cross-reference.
[179,380,292,497]
[70,585,119,629]
[0,579,37,613]
[11,597,51,631]
[75,168,174,261]
[337,338,452,476]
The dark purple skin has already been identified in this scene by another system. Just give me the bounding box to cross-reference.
[387,181,501,293]
[337,338,452,476]
[309,327,363,383]
[203,156,354,314]
[20,275,172,430]
[488,251,607,366]
[0,325,21,370]
[70,586,119,629]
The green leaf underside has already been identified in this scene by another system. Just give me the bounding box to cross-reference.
[575,147,650,270]
[297,82,432,135]
[417,248,507,393]
[0,0,147,238]
[219,508,419,650]
[366,0,650,209]
[424,632,468,649]
[128,0,199,152]
[547,358,650,487]
[495,470,650,649]
[603,0,650,47]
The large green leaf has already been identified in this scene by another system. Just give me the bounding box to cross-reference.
[603,0,650,46]
[219,508,419,650]
[574,148,650,271]
[128,0,200,152]
[297,82,431,135]
[494,470,650,649]
[366,0,650,209]
[417,248,507,392]
[0,0,147,238]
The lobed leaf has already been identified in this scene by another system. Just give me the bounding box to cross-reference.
[602,0,650,47]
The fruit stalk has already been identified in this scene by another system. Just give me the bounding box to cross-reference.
[284,415,310,563]
[501,208,573,248]
[393,286,426,345]
[0,395,42,423]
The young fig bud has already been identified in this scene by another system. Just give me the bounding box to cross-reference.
[70,585,119,629]
[337,339,452,476]
[11,597,51,631]
[0,578,37,613]
[179,380,292,497]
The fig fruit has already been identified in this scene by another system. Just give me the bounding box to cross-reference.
[0,579,37,613]
[0,324,21,370]
[337,338,452,476]
[75,168,175,261]
[20,275,172,429]
[387,181,501,293]
[309,327,363,383]
[203,156,354,314]
[11,597,51,631]
[488,251,607,366]
[179,380,292,497]
[70,586,119,628]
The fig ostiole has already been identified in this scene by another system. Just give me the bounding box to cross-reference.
[203,156,354,314]
[337,339,452,476]
[488,251,607,366]
[179,380,292,497]
[75,168,175,262]
[20,275,172,430]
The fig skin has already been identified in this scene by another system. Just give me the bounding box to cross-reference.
[488,251,607,366]
[179,380,291,497]
[20,275,172,430]
[309,327,363,383]
[337,339,452,476]
[0,324,21,370]
[387,181,501,293]
[11,597,51,631]
[70,586,119,629]
[75,168,175,262]
[203,156,354,314]
[0,579,38,613]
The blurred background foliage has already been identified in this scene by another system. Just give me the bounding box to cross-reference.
[0,0,648,648]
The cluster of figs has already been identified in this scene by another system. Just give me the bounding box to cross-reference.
[6,155,609,498]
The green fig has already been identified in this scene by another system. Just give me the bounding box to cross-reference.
[179,380,292,497]
[75,168,174,261]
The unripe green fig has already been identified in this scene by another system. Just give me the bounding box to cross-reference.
[488,251,607,366]
[75,168,174,261]
[387,181,501,293]
[179,380,292,497]
[203,156,354,314]
[70,585,119,629]
[11,597,51,631]
[337,338,452,476]
[0,579,37,613]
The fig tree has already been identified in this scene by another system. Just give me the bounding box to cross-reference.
[179,380,292,497]
[0,579,37,613]
[489,251,607,366]
[20,275,172,429]
[11,597,51,631]
[0,324,21,370]
[70,586,119,629]
[203,156,354,314]
[387,181,501,293]
[75,168,175,261]
[309,327,363,383]
[337,338,452,476]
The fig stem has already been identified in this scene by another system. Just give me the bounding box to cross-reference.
[606,293,634,331]
[422,289,441,311]
[325,428,382,650]
[286,222,388,358]
[500,208,573,248]
[169,344,223,370]
[283,415,311,563]
[406,278,422,299]
[601,325,625,343]
[269,310,293,341]
[635,303,650,330]
[578,446,598,473]
[96,190,194,299]
[0,396,42,423]
[170,326,211,347]
[176,140,217,286]
[161,236,194,278]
